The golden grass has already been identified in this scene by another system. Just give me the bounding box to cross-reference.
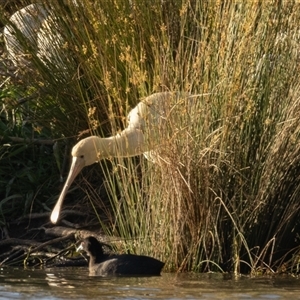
[1,0,300,273]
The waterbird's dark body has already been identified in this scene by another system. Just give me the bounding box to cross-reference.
[78,236,165,276]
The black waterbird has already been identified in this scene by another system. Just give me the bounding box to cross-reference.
[77,236,165,276]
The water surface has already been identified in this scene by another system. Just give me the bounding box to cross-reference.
[0,267,299,299]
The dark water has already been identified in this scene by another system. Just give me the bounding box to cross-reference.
[0,267,299,299]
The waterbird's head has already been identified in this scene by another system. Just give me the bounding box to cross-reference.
[71,136,101,167]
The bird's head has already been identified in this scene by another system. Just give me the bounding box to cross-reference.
[71,136,101,167]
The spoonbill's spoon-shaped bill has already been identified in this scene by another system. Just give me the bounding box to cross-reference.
[50,156,85,223]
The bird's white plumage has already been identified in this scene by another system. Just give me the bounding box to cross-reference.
[50,92,194,223]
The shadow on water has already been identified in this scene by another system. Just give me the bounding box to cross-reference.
[0,267,300,299]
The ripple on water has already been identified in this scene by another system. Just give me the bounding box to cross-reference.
[0,267,300,299]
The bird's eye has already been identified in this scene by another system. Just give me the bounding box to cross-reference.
[80,155,84,159]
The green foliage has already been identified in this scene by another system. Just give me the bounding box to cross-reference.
[0,85,59,224]
[1,0,300,274]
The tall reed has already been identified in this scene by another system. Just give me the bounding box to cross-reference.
[1,0,300,273]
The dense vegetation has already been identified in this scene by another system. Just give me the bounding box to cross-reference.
[1,0,300,274]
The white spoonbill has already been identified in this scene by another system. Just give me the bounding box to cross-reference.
[50,92,191,224]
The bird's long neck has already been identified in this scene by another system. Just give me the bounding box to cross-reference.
[95,128,146,159]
